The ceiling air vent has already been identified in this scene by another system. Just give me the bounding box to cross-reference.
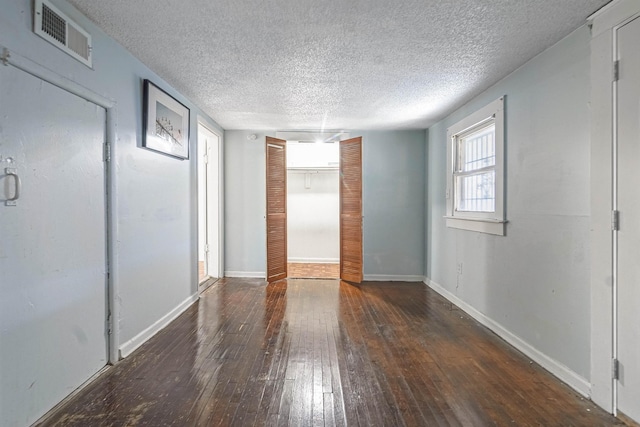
[34,0,92,68]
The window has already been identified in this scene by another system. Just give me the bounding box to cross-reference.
[446,97,505,235]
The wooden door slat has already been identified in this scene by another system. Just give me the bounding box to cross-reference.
[266,137,288,282]
[340,137,363,283]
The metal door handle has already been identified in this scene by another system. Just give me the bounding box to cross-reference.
[5,167,20,206]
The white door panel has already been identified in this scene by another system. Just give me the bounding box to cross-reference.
[0,65,107,426]
[617,15,640,423]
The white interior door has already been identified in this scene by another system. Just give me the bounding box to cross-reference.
[0,65,108,426]
[617,15,640,423]
[197,123,220,282]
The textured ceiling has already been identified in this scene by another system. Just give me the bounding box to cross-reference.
[68,0,610,130]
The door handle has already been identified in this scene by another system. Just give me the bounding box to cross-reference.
[5,167,20,206]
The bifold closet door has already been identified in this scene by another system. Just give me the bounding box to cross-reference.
[266,137,287,282]
[339,137,363,283]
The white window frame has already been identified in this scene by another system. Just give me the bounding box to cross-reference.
[445,96,506,235]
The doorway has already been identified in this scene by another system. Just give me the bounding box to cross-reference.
[0,63,108,426]
[197,122,221,289]
[286,140,340,279]
[615,14,640,423]
[265,133,363,283]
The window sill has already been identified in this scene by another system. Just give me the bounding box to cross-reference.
[444,216,507,236]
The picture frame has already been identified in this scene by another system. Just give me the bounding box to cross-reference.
[143,79,190,160]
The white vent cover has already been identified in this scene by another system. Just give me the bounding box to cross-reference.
[34,0,92,68]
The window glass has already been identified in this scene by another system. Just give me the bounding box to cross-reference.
[455,123,496,213]
[459,124,495,172]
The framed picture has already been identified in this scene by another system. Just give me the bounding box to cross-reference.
[143,79,190,160]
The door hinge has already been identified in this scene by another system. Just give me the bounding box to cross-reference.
[204,244,209,253]
[612,210,620,231]
[103,142,111,162]
[203,154,209,164]
[614,60,620,82]
[613,358,620,380]
[107,312,112,336]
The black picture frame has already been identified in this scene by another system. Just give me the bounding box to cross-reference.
[142,79,190,160]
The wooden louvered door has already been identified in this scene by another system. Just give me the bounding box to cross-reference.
[340,137,363,283]
[266,137,287,282]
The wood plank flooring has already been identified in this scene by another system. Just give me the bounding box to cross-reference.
[40,279,623,426]
[288,263,340,279]
[199,260,206,281]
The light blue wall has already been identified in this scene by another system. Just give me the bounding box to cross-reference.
[426,26,591,379]
[224,130,426,279]
[224,130,274,276]
[359,130,425,279]
[0,0,223,352]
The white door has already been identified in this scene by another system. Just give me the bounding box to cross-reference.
[0,65,108,426]
[197,123,220,282]
[617,15,640,423]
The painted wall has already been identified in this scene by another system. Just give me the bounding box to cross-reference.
[0,0,222,364]
[287,169,340,263]
[426,26,591,383]
[224,131,273,276]
[225,130,425,279]
[359,130,425,280]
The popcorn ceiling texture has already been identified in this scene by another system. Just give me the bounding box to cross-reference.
[68,0,609,130]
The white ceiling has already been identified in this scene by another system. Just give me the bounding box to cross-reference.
[68,0,610,130]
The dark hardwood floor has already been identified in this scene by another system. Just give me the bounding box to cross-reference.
[40,278,622,426]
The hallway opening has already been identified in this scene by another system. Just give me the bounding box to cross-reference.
[197,122,222,287]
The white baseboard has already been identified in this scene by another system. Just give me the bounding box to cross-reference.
[288,258,339,264]
[224,271,266,278]
[424,277,591,398]
[364,274,425,282]
[119,293,199,359]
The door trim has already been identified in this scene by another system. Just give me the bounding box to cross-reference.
[0,45,119,364]
[612,14,640,421]
[196,118,224,290]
